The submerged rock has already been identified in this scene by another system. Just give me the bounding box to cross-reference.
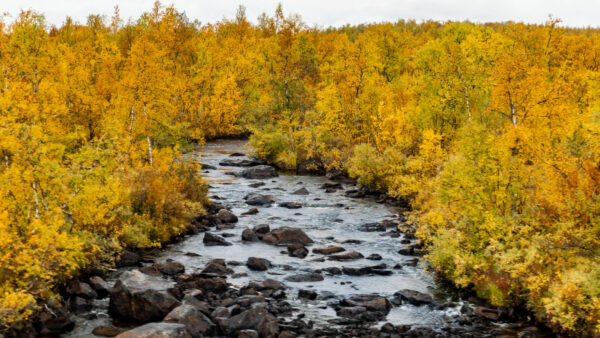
[203,233,232,246]
[244,193,274,206]
[284,273,324,282]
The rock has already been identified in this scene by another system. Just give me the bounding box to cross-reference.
[298,289,318,300]
[201,262,233,275]
[287,244,308,258]
[92,324,123,337]
[262,227,313,245]
[115,322,191,338]
[154,260,185,276]
[257,316,279,337]
[366,253,382,261]
[248,182,265,188]
[474,306,500,321]
[328,250,364,261]
[358,222,387,232]
[186,278,228,294]
[109,270,180,323]
[219,306,277,336]
[241,229,258,242]
[230,152,245,157]
[345,189,366,198]
[297,159,325,175]
[34,302,74,335]
[342,294,391,314]
[116,250,140,267]
[279,202,302,209]
[244,193,275,206]
[312,245,345,255]
[284,273,324,283]
[201,164,217,170]
[322,267,342,275]
[247,257,271,271]
[252,224,270,234]
[238,165,278,179]
[216,209,238,223]
[242,208,259,215]
[164,304,215,337]
[237,329,259,338]
[88,276,110,298]
[321,182,343,190]
[337,306,367,317]
[203,232,232,246]
[292,187,309,195]
[67,281,98,299]
[69,296,92,312]
[393,289,434,305]
[219,159,262,167]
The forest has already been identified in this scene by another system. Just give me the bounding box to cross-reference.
[1,2,600,336]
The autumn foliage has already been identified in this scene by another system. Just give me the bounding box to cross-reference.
[1,2,600,336]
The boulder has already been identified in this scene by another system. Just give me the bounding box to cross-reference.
[201,164,217,170]
[312,245,345,255]
[115,322,191,338]
[298,289,318,300]
[261,227,313,245]
[216,209,238,223]
[241,208,259,215]
[287,244,308,258]
[66,281,97,299]
[252,224,270,234]
[328,250,364,261]
[219,306,278,336]
[238,165,278,179]
[246,257,271,271]
[297,159,325,175]
[154,260,185,276]
[292,188,309,195]
[393,289,434,305]
[164,304,215,337]
[201,262,233,276]
[34,302,74,336]
[116,250,140,267]
[474,306,500,321]
[92,324,123,337]
[237,329,259,338]
[241,229,258,242]
[219,159,262,167]
[88,276,110,299]
[203,233,232,246]
[366,253,382,261]
[109,270,180,323]
[341,294,391,315]
[244,193,274,206]
[284,273,324,283]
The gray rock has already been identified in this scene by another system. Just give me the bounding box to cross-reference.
[164,304,215,337]
[238,165,278,179]
[203,232,232,246]
[115,322,191,338]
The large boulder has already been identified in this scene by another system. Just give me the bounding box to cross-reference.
[393,289,434,305]
[164,304,215,337]
[246,257,271,271]
[203,233,232,246]
[88,276,110,299]
[116,250,140,267]
[109,270,180,324]
[238,165,278,179]
[115,322,191,338]
[241,229,258,242]
[216,209,238,224]
[244,193,274,206]
[341,294,391,314]
[219,306,278,336]
[261,227,313,245]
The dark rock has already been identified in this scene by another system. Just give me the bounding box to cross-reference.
[34,302,74,335]
[92,324,123,337]
[88,276,110,298]
[216,209,238,223]
[405,258,419,267]
[116,250,140,267]
[342,239,363,244]
[474,306,500,321]
[185,252,201,257]
[397,247,414,256]
[321,182,343,190]
[246,257,271,271]
[154,260,185,276]
[257,315,279,337]
[248,182,266,188]
[109,270,180,323]
[287,244,308,258]
[164,304,215,337]
[242,208,259,215]
[230,152,245,157]
[69,296,92,312]
[366,253,382,261]
[219,306,277,335]
[298,289,318,300]
[219,159,262,167]
[262,227,313,245]
[328,250,364,261]
[322,267,342,275]
[202,262,233,275]
[203,232,232,246]
[237,329,259,338]
[241,229,259,242]
[238,165,278,179]
[345,189,366,198]
[292,188,309,195]
[67,280,98,299]
[244,193,275,206]
[284,273,324,283]
[252,224,270,234]
[393,289,434,305]
[202,164,217,170]
[115,322,191,338]
[341,294,391,314]
[279,202,302,209]
[312,245,345,255]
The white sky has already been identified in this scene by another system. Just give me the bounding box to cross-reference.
[3,0,600,28]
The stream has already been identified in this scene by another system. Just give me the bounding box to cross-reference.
[63,139,553,337]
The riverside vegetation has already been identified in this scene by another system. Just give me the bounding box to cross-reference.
[1,2,600,336]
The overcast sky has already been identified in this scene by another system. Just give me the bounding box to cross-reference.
[3,0,600,28]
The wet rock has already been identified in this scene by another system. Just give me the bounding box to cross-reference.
[116,250,140,267]
[366,253,382,261]
[312,245,345,255]
[219,306,278,336]
[322,267,342,275]
[297,159,325,175]
[246,257,271,271]
[337,306,367,317]
[154,260,185,276]
[109,270,180,323]
[216,209,238,223]
[203,232,232,246]
[287,244,308,258]
[67,280,98,299]
[242,208,259,215]
[328,250,364,261]
[251,224,270,235]
[92,324,123,337]
[342,239,363,244]
[182,290,210,314]
[241,228,259,242]
[405,258,419,267]
[244,193,275,206]
[475,306,500,321]
[345,189,366,198]
[257,316,279,337]
[238,165,278,179]
[284,273,324,283]
[393,289,434,305]
[164,304,215,337]
[88,276,110,298]
[201,262,233,275]
[262,227,313,245]
[279,201,302,209]
[184,252,201,257]
[219,159,262,167]
[292,187,309,195]
[230,152,245,157]
[237,329,259,338]
[298,289,318,300]
[341,264,390,276]
[321,182,343,190]
[340,294,391,317]
[69,296,92,312]
[115,322,191,338]
[248,182,266,188]
[34,301,74,336]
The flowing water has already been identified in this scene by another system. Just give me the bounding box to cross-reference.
[64,139,553,337]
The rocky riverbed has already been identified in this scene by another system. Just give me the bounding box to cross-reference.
[60,139,553,338]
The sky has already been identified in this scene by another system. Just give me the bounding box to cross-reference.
[3,0,600,28]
